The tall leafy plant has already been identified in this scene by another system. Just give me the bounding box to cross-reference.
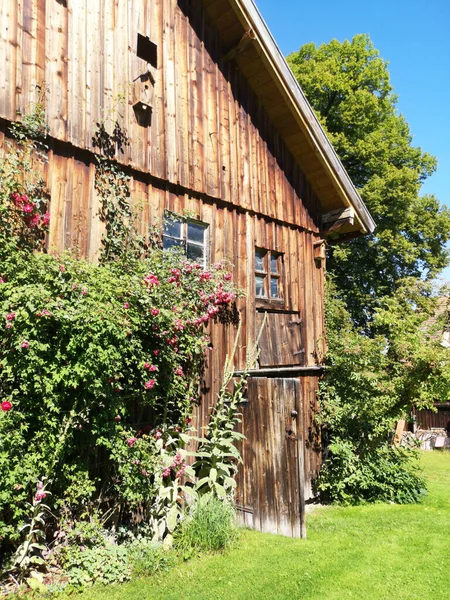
[194,321,263,498]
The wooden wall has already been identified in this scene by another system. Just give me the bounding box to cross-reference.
[414,405,450,432]
[0,0,321,232]
[0,0,325,504]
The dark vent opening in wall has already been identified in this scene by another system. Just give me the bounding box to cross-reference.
[137,33,157,68]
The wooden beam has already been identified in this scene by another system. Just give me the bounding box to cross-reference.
[322,206,354,233]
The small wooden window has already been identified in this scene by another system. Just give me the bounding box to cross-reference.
[137,33,157,68]
[255,248,283,302]
[163,212,209,267]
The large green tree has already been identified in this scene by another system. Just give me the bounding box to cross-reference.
[287,35,450,326]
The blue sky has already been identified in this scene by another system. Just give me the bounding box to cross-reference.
[255,0,450,279]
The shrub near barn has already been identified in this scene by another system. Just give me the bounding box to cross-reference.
[0,124,240,581]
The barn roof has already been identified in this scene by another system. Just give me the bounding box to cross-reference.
[202,0,376,238]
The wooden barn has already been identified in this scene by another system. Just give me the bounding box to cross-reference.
[0,0,375,537]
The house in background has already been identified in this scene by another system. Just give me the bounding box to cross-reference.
[0,0,374,537]
[412,297,450,437]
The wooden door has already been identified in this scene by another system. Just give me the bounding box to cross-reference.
[236,377,306,538]
[256,311,305,367]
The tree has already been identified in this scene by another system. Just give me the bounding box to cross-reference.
[288,35,450,503]
[287,35,450,326]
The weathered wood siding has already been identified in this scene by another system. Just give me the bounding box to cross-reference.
[414,405,450,432]
[0,0,325,516]
[0,0,321,231]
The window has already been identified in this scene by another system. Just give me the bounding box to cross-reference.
[137,33,158,68]
[163,212,209,267]
[255,248,283,301]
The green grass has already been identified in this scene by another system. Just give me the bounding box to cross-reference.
[72,452,450,600]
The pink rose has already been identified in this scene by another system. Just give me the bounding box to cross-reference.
[5,313,15,321]
[1,401,12,412]
[21,340,29,350]
[153,350,159,356]
[123,302,130,309]
[59,265,66,272]
[22,202,36,214]
[42,212,50,226]
[26,213,41,228]
[151,308,159,316]
[127,437,138,447]
[162,467,171,478]
[143,273,159,287]
[144,379,156,390]
[174,367,184,377]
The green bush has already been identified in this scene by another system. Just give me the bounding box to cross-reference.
[175,495,238,556]
[316,279,445,504]
[127,539,175,579]
[316,441,425,504]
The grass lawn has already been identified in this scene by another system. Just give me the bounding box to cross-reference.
[74,451,450,600]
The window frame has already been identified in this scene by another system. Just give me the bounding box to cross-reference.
[254,247,285,306]
[162,211,209,268]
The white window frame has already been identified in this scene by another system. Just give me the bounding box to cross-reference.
[162,211,209,268]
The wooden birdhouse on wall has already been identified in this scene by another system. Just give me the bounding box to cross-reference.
[132,33,157,127]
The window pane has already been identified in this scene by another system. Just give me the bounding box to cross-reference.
[187,242,204,263]
[163,236,184,251]
[255,249,266,272]
[270,277,280,298]
[163,216,182,239]
[255,275,266,297]
[270,254,279,274]
[187,222,206,244]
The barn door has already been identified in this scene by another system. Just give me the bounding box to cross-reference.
[256,311,305,367]
[236,377,306,538]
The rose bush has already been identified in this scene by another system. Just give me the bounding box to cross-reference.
[0,241,237,556]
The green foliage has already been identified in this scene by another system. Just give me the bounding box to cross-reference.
[193,324,260,499]
[10,84,49,146]
[127,538,175,579]
[46,517,174,590]
[316,278,449,503]
[0,225,237,559]
[287,34,450,325]
[288,34,450,504]
[316,441,425,505]
[175,494,238,556]
[0,97,245,595]
[60,543,131,588]
[8,479,51,576]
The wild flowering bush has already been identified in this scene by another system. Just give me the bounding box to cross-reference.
[0,244,238,557]
[0,105,243,591]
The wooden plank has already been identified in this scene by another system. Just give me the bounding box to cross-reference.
[45,0,68,140]
[163,0,177,183]
[68,0,86,147]
[175,2,189,187]
[204,20,220,198]
[256,312,304,367]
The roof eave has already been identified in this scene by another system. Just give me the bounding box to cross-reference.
[228,0,376,235]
